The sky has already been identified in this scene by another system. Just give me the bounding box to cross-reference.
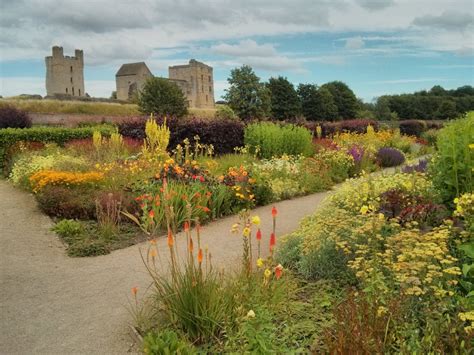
[0,0,473,102]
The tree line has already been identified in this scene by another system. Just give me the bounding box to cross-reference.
[137,64,474,121]
[224,65,474,121]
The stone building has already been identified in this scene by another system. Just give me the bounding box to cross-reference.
[45,46,85,97]
[115,59,215,108]
[169,59,215,108]
[115,62,153,101]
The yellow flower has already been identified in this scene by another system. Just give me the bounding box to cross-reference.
[246,310,256,318]
[360,205,369,214]
[469,143,474,149]
[251,216,261,226]
[242,227,251,238]
[256,258,264,268]
[378,213,385,221]
[231,223,240,233]
[454,198,459,204]
[264,268,271,278]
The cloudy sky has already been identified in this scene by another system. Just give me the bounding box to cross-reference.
[0,0,473,101]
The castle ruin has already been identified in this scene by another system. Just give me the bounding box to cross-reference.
[45,46,85,97]
[115,59,215,108]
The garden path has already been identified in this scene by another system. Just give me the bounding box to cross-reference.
[0,158,426,354]
[0,180,328,354]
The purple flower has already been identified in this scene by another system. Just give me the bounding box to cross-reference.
[348,145,365,163]
[402,159,428,173]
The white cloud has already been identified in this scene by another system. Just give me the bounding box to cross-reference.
[345,36,365,49]
[413,10,474,31]
[211,40,277,57]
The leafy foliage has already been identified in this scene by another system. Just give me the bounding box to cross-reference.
[0,105,32,129]
[224,65,271,120]
[267,76,301,120]
[244,122,313,158]
[138,77,188,117]
[430,114,474,203]
[320,81,359,120]
[297,84,338,121]
[375,147,405,167]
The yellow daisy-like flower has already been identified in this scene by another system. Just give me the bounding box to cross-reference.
[256,258,264,268]
[264,268,272,278]
[469,143,474,149]
[242,227,251,238]
[251,216,261,226]
[378,213,385,221]
[360,205,369,214]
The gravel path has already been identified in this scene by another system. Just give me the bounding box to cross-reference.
[0,180,329,354]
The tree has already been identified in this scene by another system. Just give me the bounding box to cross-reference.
[375,96,397,121]
[138,77,188,117]
[297,84,337,121]
[110,91,117,99]
[321,81,358,120]
[436,100,458,120]
[224,65,270,120]
[266,76,300,120]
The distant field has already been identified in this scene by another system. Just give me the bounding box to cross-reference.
[0,99,217,118]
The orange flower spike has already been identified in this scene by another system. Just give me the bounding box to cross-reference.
[148,210,155,219]
[184,221,190,232]
[270,232,276,251]
[271,206,278,218]
[198,248,203,263]
[189,236,194,253]
[167,230,174,248]
[256,228,262,241]
[150,248,157,259]
[150,239,156,245]
[275,264,283,280]
[131,287,138,296]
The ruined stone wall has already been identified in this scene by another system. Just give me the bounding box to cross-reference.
[45,46,85,97]
[169,60,214,108]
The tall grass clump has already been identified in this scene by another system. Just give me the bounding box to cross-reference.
[244,122,313,159]
[430,113,473,204]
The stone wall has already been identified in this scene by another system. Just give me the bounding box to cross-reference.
[45,46,85,97]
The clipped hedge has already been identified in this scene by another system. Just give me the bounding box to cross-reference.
[0,125,115,169]
[119,117,245,155]
[302,119,379,137]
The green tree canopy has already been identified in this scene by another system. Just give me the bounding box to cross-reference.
[138,77,188,117]
[297,84,338,121]
[267,76,301,120]
[321,81,359,120]
[224,65,270,120]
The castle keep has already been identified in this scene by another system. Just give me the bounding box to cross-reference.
[45,46,85,97]
[115,59,215,108]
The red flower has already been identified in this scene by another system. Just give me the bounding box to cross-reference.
[199,176,205,182]
[198,248,203,263]
[184,221,190,232]
[270,232,276,250]
[275,264,283,280]
[131,286,138,296]
[148,210,155,218]
[256,229,262,241]
[271,206,278,218]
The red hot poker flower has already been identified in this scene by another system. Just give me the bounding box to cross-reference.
[256,229,262,241]
[149,210,155,219]
[270,232,276,251]
[271,206,278,218]
[131,286,138,296]
[198,248,203,263]
[275,264,283,280]
[184,221,190,232]
[189,236,194,253]
[167,230,174,248]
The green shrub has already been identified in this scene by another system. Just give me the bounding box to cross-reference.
[143,330,195,355]
[51,219,85,244]
[244,122,313,159]
[430,113,473,204]
[215,105,237,120]
[421,129,438,146]
[138,77,188,117]
[0,125,114,170]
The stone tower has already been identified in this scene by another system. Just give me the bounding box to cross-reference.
[45,46,85,97]
[169,59,215,108]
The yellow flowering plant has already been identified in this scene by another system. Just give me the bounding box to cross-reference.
[29,169,104,192]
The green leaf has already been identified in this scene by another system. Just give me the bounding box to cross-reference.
[462,263,474,277]
[459,243,474,259]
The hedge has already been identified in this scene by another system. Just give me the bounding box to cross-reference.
[0,125,115,169]
[302,119,379,137]
[119,117,245,155]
